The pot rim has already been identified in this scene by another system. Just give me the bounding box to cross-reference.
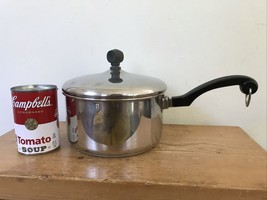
[62,90,165,101]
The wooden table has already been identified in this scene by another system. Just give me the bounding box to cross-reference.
[0,122,266,200]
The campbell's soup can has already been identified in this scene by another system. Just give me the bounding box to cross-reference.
[11,84,60,155]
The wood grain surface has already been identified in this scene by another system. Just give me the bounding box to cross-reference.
[0,122,266,200]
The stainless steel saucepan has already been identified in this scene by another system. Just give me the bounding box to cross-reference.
[62,49,258,157]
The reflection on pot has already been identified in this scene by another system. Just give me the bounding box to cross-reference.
[66,97,78,143]
[80,98,160,146]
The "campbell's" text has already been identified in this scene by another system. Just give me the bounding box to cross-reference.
[13,96,52,111]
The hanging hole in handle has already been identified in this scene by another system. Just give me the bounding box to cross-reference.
[245,88,252,107]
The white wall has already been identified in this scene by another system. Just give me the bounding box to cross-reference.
[0,0,266,149]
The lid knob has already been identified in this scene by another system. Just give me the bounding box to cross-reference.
[107,49,124,83]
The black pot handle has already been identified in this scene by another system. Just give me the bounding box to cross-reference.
[171,75,258,107]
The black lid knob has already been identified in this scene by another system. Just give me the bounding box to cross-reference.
[107,49,124,83]
[107,49,124,66]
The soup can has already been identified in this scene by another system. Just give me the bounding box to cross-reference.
[11,84,60,155]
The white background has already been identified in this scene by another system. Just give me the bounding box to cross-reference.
[0,0,266,149]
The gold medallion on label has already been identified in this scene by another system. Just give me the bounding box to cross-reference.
[25,118,38,130]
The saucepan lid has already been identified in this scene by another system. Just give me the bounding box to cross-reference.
[62,49,167,100]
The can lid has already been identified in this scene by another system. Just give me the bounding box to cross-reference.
[11,84,57,92]
[62,49,167,100]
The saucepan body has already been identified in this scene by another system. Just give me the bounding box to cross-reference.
[65,95,164,157]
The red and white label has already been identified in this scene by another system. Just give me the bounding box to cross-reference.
[11,88,60,155]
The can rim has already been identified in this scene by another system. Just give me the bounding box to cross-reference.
[11,84,57,92]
